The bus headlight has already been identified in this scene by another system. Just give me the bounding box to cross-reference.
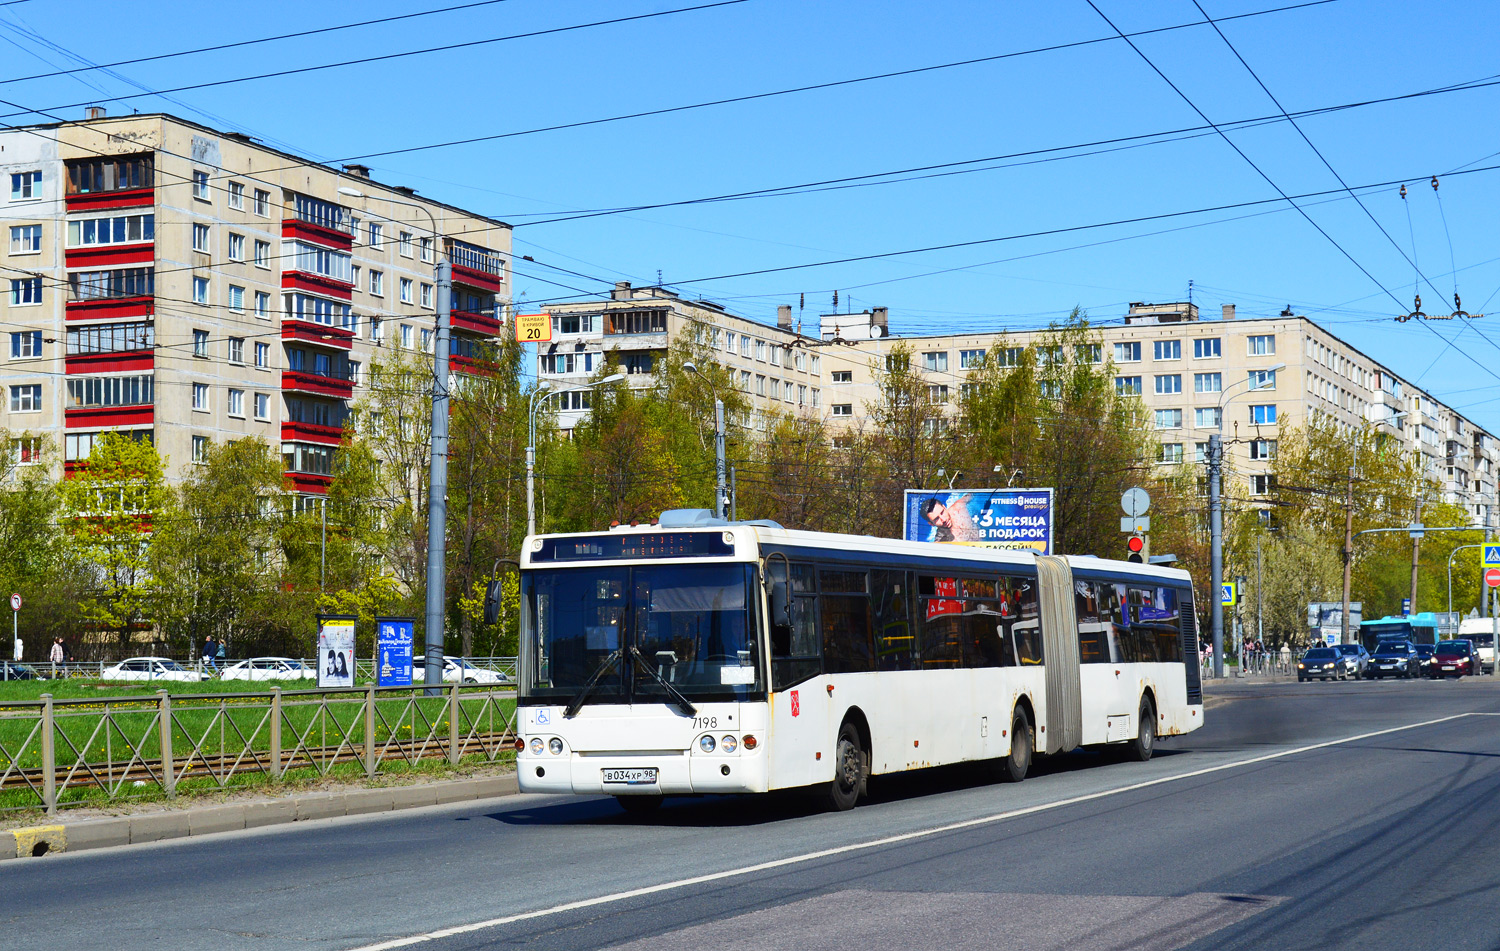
[549,737,564,755]
[720,734,737,753]
[529,737,544,756]
[699,735,716,753]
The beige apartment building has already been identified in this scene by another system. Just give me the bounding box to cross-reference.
[0,111,509,500]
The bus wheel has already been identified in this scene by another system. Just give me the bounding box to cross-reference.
[824,720,865,811]
[1125,698,1156,762]
[1001,707,1032,783]
[615,795,663,816]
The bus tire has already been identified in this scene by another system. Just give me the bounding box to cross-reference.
[824,720,865,812]
[1000,707,1032,783]
[615,795,663,816]
[1125,697,1156,762]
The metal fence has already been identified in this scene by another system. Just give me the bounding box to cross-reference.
[1200,651,1299,679]
[0,682,518,817]
[18,656,519,683]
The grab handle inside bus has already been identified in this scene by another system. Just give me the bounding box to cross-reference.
[764,552,793,628]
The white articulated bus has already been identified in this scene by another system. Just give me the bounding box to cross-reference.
[506,510,1204,813]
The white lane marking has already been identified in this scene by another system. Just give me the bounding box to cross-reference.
[347,712,1477,951]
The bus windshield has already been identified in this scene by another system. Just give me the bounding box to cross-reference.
[521,563,762,703]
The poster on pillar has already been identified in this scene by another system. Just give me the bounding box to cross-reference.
[316,615,356,689]
[375,617,415,687]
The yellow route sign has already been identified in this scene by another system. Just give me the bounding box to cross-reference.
[515,313,552,343]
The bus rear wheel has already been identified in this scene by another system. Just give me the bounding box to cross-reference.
[1124,698,1156,762]
[824,720,866,811]
[615,795,663,816]
[1000,707,1032,783]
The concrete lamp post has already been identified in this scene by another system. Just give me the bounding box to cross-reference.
[682,362,729,519]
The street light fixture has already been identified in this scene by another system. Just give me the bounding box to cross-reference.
[528,374,625,536]
[683,362,729,519]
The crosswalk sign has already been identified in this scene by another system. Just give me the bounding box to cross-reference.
[1485,546,1500,567]
[1221,582,1237,606]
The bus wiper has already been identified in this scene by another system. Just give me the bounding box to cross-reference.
[629,647,698,717]
[563,648,622,719]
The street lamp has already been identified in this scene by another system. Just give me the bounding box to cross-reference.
[338,186,451,689]
[682,362,729,519]
[1207,362,1286,678]
[527,374,625,536]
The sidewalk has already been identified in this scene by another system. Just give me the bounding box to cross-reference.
[2,771,519,862]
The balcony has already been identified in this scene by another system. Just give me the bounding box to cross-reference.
[447,240,504,292]
[282,369,354,399]
[65,350,154,375]
[65,404,153,429]
[451,309,500,336]
[282,318,355,351]
[281,420,345,447]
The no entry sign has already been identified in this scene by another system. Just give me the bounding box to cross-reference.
[1485,568,1500,588]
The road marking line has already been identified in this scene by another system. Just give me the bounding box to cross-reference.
[346,712,1476,951]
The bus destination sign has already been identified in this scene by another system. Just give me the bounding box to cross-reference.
[533,532,735,562]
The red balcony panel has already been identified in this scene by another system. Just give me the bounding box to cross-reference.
[66,297,153,321]
[450,354,495,377]
[65,188,154,213]
[452,263,502,293]
[285,471,332,494]
[282,370,354,399]
[64,244,154,269]
[280,420,345,446]
[281,219,353,250]
[451,310,500,336]
[281,271,353,300]
[65,352,154,375]
[65,405,154,429]
[282,319,355,351]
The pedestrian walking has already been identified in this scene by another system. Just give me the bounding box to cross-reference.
[49,636,63,677]
[201,635,218,671]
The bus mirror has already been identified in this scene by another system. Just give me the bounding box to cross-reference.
[769,580,792,628]
[483,579,503,626]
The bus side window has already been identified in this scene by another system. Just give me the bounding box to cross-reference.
[1075,578,1109,663]
[872,570,915,671]
[821,568,874,674]
[917,575,963,668]
[1106,583,1137,663]
[771,562,820,691]
[1005,576,1044,665]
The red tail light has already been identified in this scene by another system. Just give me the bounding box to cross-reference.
[513,736,525,751]
[742,734,758,750]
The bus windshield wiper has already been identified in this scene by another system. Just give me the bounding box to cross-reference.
[563,648,622,719]
[629,647,698,717]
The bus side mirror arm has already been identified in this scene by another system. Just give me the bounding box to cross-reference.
[484,557,521,626]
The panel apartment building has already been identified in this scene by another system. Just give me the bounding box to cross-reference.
[0,111,509,499]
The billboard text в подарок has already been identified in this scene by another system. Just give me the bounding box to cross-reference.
[903,489,1054,554]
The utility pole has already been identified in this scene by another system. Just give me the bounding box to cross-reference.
[714,398,727,519]
[1409,494,1424,616]
[1209,433,1225,678]
[1341,466,1355,643]
[1256,534,1264,648]
[423,258,452,690]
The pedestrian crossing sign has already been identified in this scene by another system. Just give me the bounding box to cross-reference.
[1485,546,1500,567]
[1221,582,1236,606]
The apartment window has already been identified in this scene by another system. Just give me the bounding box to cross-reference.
[770,346,782,367]
[255,392,270,420]
[399,231,412,256]
[811,387,821,407]
[254,239,270,267]
[724,331,736,354]
[255,291,270,318]
[228,285,244,312]
[371,318,383,344]
[228,337,244,364]
[1075,344,1102,364]
[400,277,413,304]
[625,353,654,375]
[832,370,853,383]
[254,342,269,368]
[252,189,270,217]
[1248,369,1277,390]
[13,437,41,465]
[189,435,209,463]
[1250,474,1278,495]
[832,404,852,417]
[1194,372,1222,394]
[9,224,41,253]
[228,181,244,210]
[810,355,820,375]
[420,328,432,352]
[1116,375,1142,396]
[739,336,750,357]
[227,233,244,260]
[192,276,209,304]
[1248,334,1276,355]
[368,223,383,248]
[1153,340,1181,360]
[190,170,210,201]
[11,331,41,358]
[191,222,210,253]
[1157,443,1184,465]
[988,347,1019,368]
[1194,407,1221,428]
[66,213,153,248]
[923,351,948,372]
[1155,374,1182,395]
[738,370,750,391]
[10,171,41,201]
[400,324,412,349]
[1194,338,1221,359]
[286,242,353,282]
[9,384,41,412]
[1155,409,1183,429]
[1195,442,1210,464]
[1037,346,1064,366]
[227,389,244,417]
[420,283,432,308]
[370,270,384,296]
[1250,404,1278,425]
[10,278,41,306]
[65,375,153,408]
[784,381,795,402]
[419,235,433,262]
[1249,438,1277,460]
[755,340,766,361]
[755,375,766,396]
[191,383,209,411]
[1038,380,1061,399]
[192,330,209,358]
[66,322,153,355]
[349,361,361,386]
[928,384,949,404]
[1114,342,1141,363]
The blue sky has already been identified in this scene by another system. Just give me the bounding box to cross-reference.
[5,0,1500,425]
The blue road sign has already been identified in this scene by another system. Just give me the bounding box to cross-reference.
[1401,598,1412,616]
[1485,546,1500,566]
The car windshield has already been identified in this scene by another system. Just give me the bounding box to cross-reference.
[521,563,761,703]
[1415,645,1434,655]
[1305,648,1337,659]
[1374,642,1409,655]
[1337,645,1359,655]
[1435,641,1468,653]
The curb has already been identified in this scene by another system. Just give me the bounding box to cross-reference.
[3,773,518,861]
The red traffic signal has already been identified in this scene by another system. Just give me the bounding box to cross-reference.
[1127,534,1145,563]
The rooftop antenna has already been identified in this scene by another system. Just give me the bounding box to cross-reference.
[832,290,839,312]
[656,269,662,287]
[1188,279,1194,305]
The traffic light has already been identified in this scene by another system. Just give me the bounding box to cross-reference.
[1126,534,1146,563]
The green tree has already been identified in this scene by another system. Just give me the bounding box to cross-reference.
[0,433,85,657]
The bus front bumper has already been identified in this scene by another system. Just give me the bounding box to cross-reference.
[519,749,768,796]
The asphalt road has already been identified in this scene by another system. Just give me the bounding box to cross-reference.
[5,676,1500,951]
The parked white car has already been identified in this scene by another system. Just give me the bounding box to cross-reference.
[219,657,317,681]
[101,658,211,682]
[410,656,509,685]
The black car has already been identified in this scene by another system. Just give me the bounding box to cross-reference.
[1368,640,1420,678]
[1298,647,1345,681]
[1336,643,1370,679]
[1414,643,1436,675]
[0,660,38,681]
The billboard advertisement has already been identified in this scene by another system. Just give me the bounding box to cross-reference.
[903,488,1054,554]
[316,615,356,689]
[375,617,415,687]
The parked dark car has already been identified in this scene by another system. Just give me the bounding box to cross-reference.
[1336,643,1370,679]
[0,660,38,681]
[1368,640,1420,678]
[1414,643,1436,675]
[1298,647,1345,681]
[1429,639,1480,678]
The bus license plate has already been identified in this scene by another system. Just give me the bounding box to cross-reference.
[602,768,657,784]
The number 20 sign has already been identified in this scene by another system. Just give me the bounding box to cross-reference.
[514,313,552,343]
